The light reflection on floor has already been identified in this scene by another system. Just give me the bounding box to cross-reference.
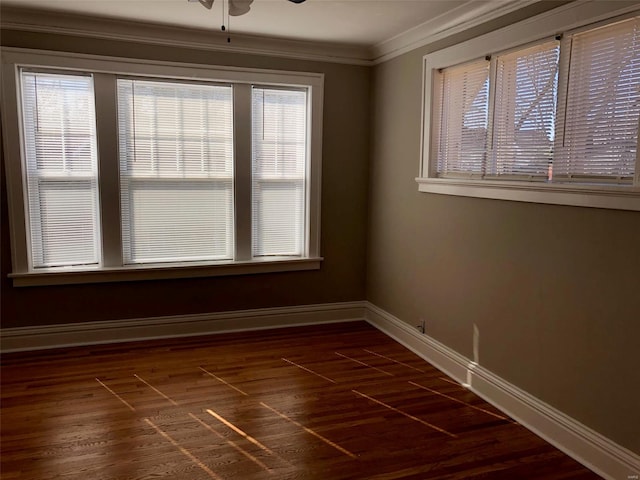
[91,346,524,478]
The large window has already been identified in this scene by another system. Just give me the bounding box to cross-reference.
[1,51,323,286]
[419,4,640,211]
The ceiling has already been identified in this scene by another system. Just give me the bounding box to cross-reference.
[0,0,537,48]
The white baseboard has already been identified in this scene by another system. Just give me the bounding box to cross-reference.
[364,302,640,480]
[0,301,367,352]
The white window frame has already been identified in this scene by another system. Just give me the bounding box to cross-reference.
[418,0,640,211]
[1,48,324,286]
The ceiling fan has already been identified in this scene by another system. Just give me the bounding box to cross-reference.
[192,0,306,17]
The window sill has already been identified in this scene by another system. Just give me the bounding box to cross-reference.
[415,177,640,211]
[9,257,324,287]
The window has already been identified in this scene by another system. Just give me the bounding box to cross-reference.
[435,59,489,178]
[251,87,307,257]
[20,72,101,268]
[419,3,640,211]
[117,79,235,264]
[555,18,639,183]
[1,51,323,286]
[491,41,559,180]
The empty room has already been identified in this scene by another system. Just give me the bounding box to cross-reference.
[1,0,639,478]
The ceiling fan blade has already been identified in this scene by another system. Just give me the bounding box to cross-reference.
[229,0,253,16]
[288,0,306,3]
[198,0,214,9]
[188,0,214,9]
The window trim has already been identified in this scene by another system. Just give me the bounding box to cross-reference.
[418,0,640,211]
[8,258,323,287]
[1,48,324,286]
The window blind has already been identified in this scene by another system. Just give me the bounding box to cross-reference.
[490,40,559,179]
[117,79,234,264]
[436,59,490,177]
[555,16,640,183]
[20,71,100,268]
[251,87,307,257]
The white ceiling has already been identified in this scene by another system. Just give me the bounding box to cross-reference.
[0,0,534,48]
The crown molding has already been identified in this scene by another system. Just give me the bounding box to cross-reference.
[371,0,543,64]
[0,1,570,66]
[0,6,373,66]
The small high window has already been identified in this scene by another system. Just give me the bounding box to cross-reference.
[419,11,640,211]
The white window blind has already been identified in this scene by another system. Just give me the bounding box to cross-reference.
[436,59,490,177]
[20,71,101,268]
[117,79,234,264]
[490,40,559,180]
[555,17,640,183]
[251,87,307,257]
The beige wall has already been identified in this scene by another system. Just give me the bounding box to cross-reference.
[367,4,640,454]
[0,29,370,328]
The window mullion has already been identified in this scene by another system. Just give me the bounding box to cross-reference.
[233,83,252,261]
[3,63,31,273]
[93,73,122,268]
[636,112,640,187]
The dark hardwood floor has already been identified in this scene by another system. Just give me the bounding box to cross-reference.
[1,321,601,479]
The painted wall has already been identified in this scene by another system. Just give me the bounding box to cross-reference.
[0,30,370,328]
[367,3,640,454]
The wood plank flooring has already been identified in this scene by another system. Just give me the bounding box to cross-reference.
[1,321,601,479]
